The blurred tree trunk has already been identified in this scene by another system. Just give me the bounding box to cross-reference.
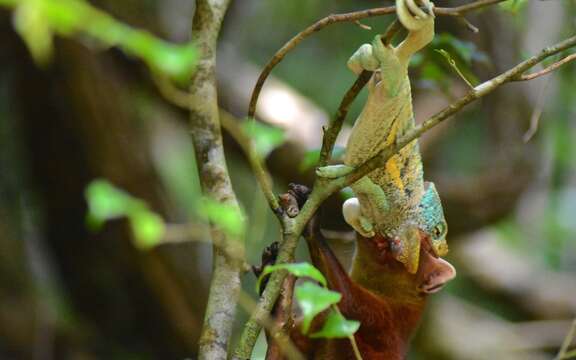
[0,7,208,358]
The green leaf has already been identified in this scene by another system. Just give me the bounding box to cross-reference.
[199,198,245,238]
[4,0,197,80]
[295,282,341,334]
[85,179,133,227]
[129,209,165,250]
[242,120,285,157]
[499,0,528,13]
[85,179,166,250]
[14,0,54,65]
[256,262,327,293]
[310,310,360,339]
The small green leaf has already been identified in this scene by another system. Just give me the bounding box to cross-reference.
[85,179,133,226]
[146,43,197,83]
[310,310,360,339]
[256,263,327,293]
[129,209,165,250]
[242,120,285,157]
[5,0,197,80]
[200,198,245,238]
[85,179,166,250]
[499,0,528,13]
[14,0,54,65]
[296,282,342,334]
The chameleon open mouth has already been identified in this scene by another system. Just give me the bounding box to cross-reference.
[417,234,456,294]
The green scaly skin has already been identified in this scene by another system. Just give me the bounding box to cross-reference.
[317,0,448,275]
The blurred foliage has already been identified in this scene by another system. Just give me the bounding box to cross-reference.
[242,119,286,157]
[3,0,197,81]
[86,179,166,249]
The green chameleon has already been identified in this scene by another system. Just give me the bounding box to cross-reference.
[317,0,448,274]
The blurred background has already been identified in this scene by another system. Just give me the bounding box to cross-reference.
[1,0,575,359]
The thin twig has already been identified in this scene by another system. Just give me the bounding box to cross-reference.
[219,111,282,215]
[318,71,372,167]
[247,0,507,118]
[458,16,480,33]
[523,76,551,143]
[162,223,252,272]
[152,72,190,108]
[513,53,576,81]
[556,319,576,360]
[235,34,576,359]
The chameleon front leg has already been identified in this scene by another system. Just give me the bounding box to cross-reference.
[395,0,435,65]
[316,165,389,238]
[347,34,403,97]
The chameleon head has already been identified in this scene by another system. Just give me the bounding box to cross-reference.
[396,0,435,31]
[419,182,449,257]
[387,182,448,274]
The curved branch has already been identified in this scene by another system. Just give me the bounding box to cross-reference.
[248,0,507,118]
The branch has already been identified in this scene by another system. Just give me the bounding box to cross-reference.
[248,0,507,118]
[238,291,304,360]
[188,1,241,359]
[513,53,576,81]
[556,319,576,360]
[318,71,372,167]
[219,111,282,215]
[235,33,576,359]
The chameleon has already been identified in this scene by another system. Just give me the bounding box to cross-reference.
[316,0,449,274]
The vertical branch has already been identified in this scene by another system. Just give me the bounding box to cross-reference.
[189,1,242,359]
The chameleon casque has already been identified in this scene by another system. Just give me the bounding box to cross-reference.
[317,0,452,275]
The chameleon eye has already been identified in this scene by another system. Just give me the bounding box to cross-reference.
[433,222,446,239]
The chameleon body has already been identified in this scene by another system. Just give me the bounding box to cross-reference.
[317,0,448,274]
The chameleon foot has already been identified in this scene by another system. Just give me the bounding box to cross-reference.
[343,197,376,238]
[316,164,353,179]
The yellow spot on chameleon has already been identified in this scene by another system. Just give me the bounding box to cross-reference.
[386,157,405,192]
